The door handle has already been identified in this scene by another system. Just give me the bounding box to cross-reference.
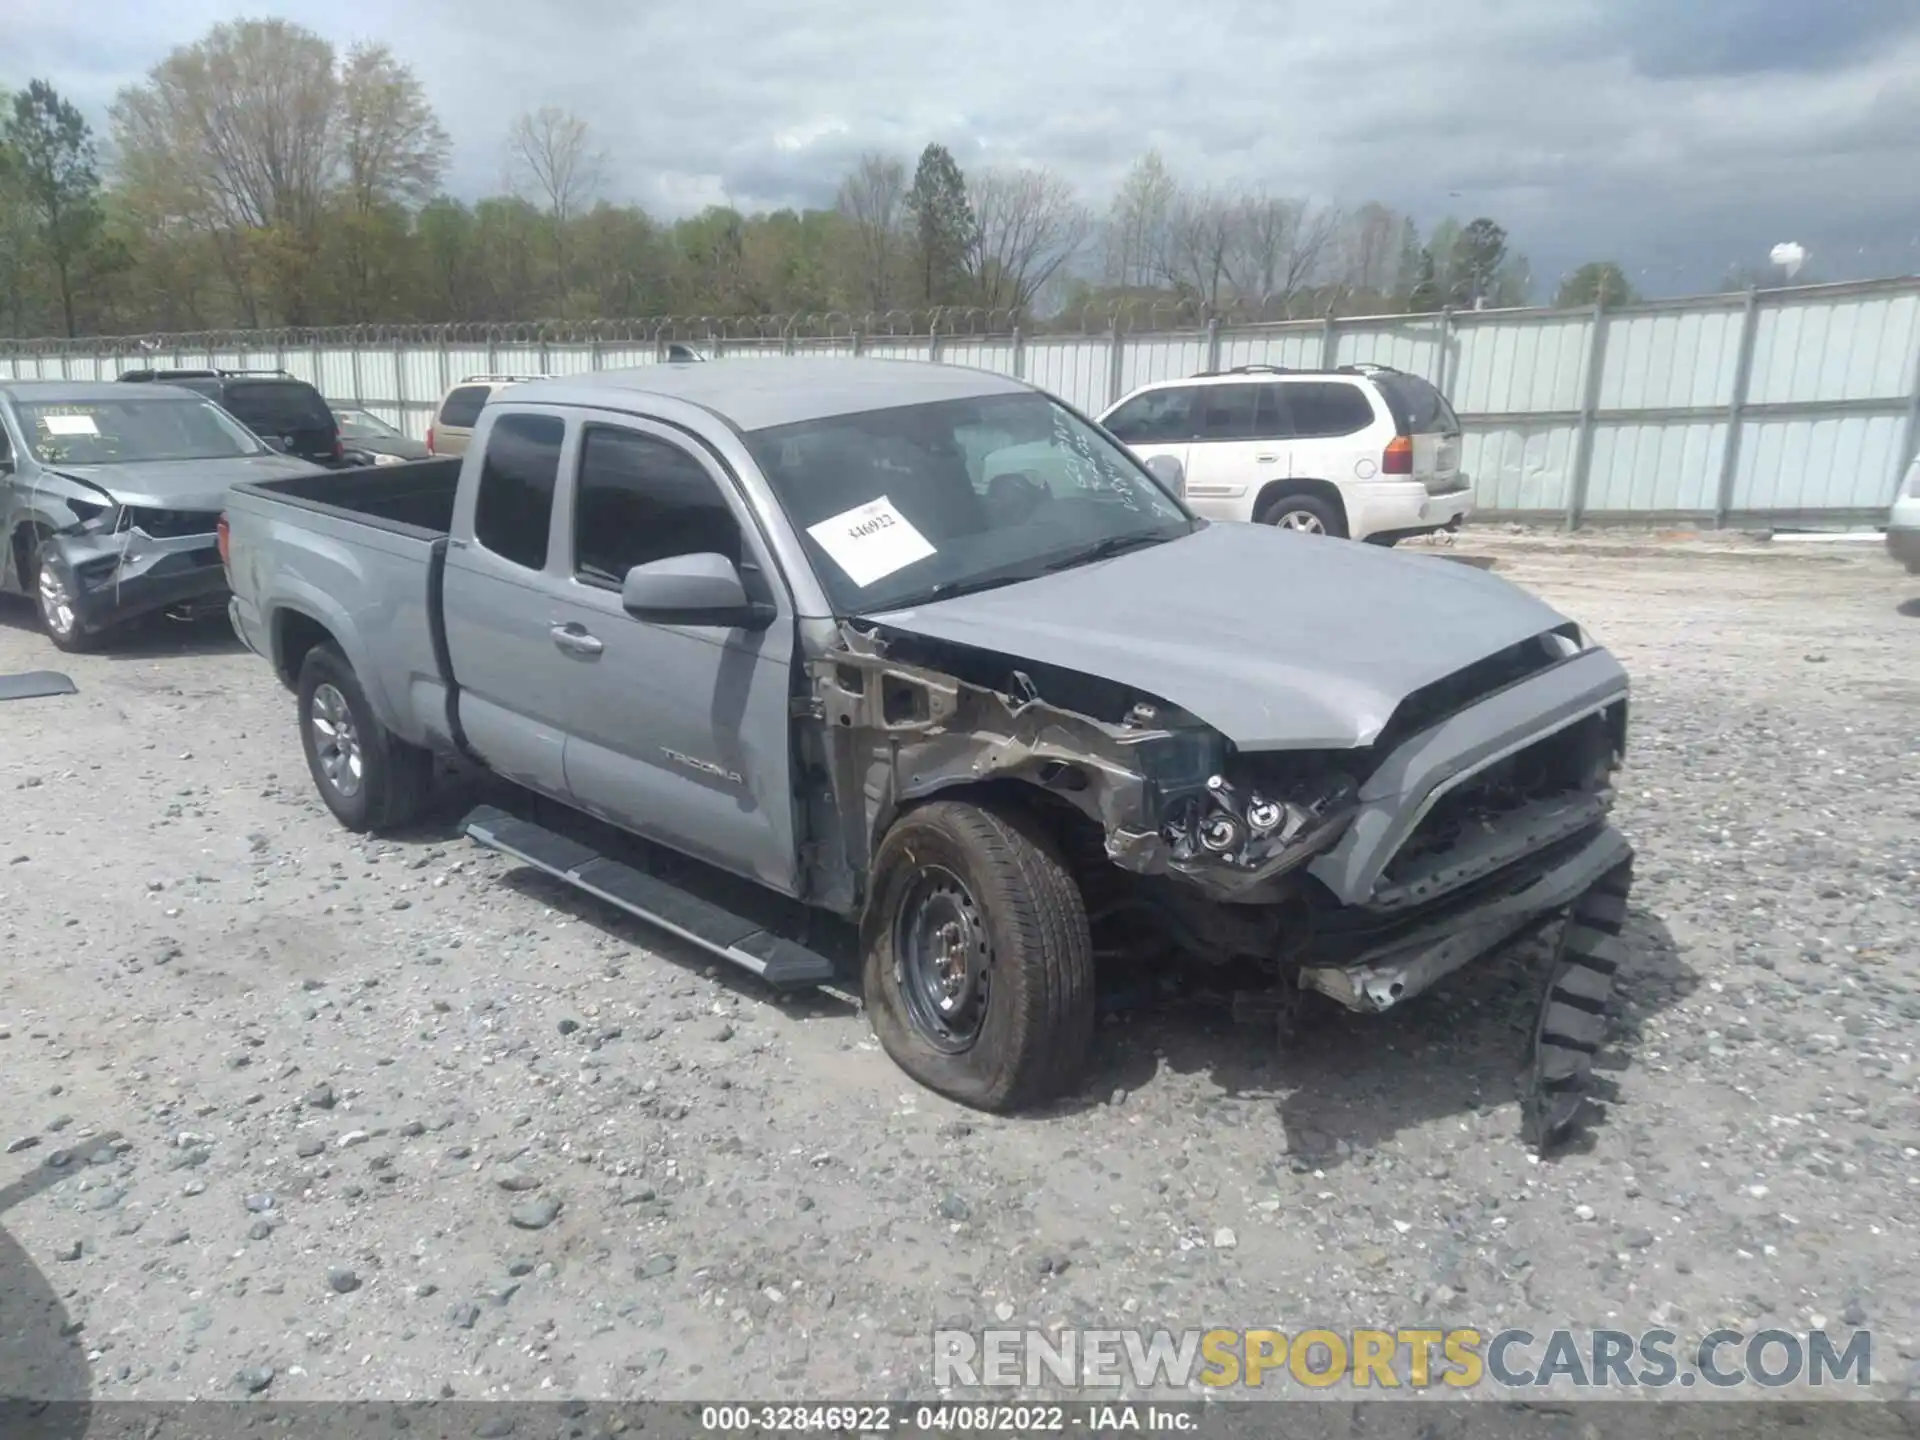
[550,623,603,657]
[1256,454,1279,463]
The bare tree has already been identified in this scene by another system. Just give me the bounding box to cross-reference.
[1339,201,1405,300]
[834,151,906,311]
[1159,186,1239,309]
[110,19,340,323]
[1227,191,1340,312]
[1103,150,1175,290]
[966,167,1091,314]
[337,44,448,213]
[507,106,606,311]
[334,44,447,317]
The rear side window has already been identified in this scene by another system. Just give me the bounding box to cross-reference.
[1372,373,1461,435]
[573,426,741,586]
[1284,382,1375,439]
[224,382,334,435]
[473,413,565,570]
[1194,384,1261,441]
[438,385,493,429]
[1103,387,1196,444]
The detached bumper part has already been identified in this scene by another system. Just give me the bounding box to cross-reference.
[1297,824,1633,1013]
[49,527,228,629]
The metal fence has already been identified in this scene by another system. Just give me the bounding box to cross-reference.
[4,276,1918,527]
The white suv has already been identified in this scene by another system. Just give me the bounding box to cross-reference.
[1098,363,1473,543]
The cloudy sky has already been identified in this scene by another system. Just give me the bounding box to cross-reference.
[11,0,1920,296]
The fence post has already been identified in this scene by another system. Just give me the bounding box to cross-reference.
[393,335,407,431]
[1107,318,1125,408]
[349,342,364,406]
[928,323,942,365]
[1205,317,1221,373]
[1435,307,1454,392]
[1320,313,1338,370]
[851,328,865,358]
[1011,326,1025,380]
[1565,299,1611,531]
[1714,287,1762,529]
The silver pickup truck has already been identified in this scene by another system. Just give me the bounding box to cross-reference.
[223,359,1634,1149]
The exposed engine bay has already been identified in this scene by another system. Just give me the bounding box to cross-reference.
[806,616,1629,1015]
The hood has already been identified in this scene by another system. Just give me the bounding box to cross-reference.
[353,436,431,459]
[50,453,328,512]
[867,522,1571,750]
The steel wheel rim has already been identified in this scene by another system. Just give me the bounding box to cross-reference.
[894,865,992,1054]
[1276,509,1327,534]
[36,563,78,638]
[309,683,365,799]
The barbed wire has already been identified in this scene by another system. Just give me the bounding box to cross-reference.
[1,275,1912,357]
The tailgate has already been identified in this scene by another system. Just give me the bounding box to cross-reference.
[1373,372,1467,493]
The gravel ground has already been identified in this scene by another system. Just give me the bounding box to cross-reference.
[1,530,1916,1406]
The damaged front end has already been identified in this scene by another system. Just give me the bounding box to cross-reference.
[805,613,1635,1150]
[807,617,1632,1013]
[43,492,230,629]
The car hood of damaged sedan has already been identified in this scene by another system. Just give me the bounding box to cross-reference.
[46,452,329,512]
[866,521,1577,751]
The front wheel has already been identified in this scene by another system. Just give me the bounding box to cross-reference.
[32,543,99,653]
[863,800,1094,1112]
[295,643,434,833]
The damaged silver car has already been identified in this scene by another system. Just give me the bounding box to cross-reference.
[222,359,1634,1150]
[0,380,326,651]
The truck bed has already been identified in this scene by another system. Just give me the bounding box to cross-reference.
[225,457,463,754]
[233,457,462,538]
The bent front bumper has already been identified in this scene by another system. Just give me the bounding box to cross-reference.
[1297,822,1633,1013]
[48,527,229,629]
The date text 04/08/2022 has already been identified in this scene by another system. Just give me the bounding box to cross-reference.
[696,1403,1195,1432]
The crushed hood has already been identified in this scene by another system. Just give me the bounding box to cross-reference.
[50,453,328,512]
[867,522,1571,750]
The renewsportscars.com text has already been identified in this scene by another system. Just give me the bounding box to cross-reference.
[933,1326,1873,1391]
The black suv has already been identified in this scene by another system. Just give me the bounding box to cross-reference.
[118,368,347,469]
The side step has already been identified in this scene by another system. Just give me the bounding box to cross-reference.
[462,804,838,991]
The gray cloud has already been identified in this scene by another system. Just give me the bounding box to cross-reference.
[10,0,1920,296]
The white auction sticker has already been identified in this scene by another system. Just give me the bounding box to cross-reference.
[806,495,935,588]
[42,413,99,436]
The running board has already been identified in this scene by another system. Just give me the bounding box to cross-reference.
[462,804,838,991]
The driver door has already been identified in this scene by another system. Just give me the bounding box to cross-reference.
[546,414,800,895]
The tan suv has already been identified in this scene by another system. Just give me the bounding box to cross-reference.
[427,374,546,456]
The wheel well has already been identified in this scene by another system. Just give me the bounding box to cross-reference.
[888,777,1106,876]
[273,609,338,689]
[1254,478,1349,533]
[9,523,49,591]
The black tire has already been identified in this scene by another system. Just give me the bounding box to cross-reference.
[862,799,1095,1112]
[26,535,100,654]
[1256,491,1347,538]
[1523,858,1633,1153]
[295,643,435,833]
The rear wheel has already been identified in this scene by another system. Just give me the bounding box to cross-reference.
[1257,492,1347,538]
[863,800,1095,1111]
[296,643,434,833]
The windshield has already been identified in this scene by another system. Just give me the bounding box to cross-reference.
[18,398,267,466]
[335,408,402,440]
[745,391,1195,615]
